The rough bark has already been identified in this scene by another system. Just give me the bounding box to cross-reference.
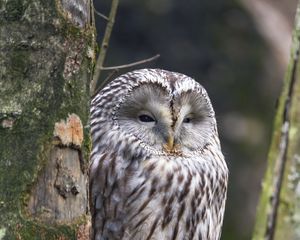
[252,2,300,240]
[0,0,94,239]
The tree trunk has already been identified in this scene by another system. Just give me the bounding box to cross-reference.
[252,2,300,240]
[0,0,94,239]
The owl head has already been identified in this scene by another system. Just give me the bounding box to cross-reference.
[91,69,218,156]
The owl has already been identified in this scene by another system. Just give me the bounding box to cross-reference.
[89,69,228,240]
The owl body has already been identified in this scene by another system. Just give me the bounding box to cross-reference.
[90,69,228,240]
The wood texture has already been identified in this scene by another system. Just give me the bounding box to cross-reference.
[252,2,300,239]
[0,0,94,239]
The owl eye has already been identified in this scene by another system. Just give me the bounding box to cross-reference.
[138,114,155,123]
[183,117,191,123]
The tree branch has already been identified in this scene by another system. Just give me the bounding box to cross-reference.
[94,7,109,21]
[252,3,300,239]
[91,54,160,98]
[100,54,160,70]
[90,0,119,96]
[264,34,299,240]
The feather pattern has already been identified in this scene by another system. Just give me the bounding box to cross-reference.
[90,69,228,240]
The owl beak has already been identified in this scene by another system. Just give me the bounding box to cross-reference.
[166,135,175,150]
[163,135,176,153]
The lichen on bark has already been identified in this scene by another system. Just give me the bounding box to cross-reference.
[0,0,94,239]
[252,2,300,239]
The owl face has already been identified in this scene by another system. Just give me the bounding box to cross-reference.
[113,70,216,154]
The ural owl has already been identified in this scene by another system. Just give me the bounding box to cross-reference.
[89,69,228,240]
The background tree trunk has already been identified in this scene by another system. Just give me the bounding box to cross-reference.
[0,0,95,239]
[252,2,300,239]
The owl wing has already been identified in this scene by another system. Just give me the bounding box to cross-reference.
[89,144,143,240]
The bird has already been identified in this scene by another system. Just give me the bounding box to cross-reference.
[89,69,228,240]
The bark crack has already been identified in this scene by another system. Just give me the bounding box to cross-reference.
[265,36,300,240]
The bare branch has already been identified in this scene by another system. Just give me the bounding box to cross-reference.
[90,0,119,96]
[100,54,160,70]
[91,54,160,98]
[94,7,109,21]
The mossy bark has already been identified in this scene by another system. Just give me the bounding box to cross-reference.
[252,2,300,240]
[0,0,94,239]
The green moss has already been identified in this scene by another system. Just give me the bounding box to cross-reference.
[252,44,294,240]
[16,220,75,240]
[54,0,95,40]
[4,0,26,21]
[0,63,90,238]
[0,0,94,237]
[11,51,28,73]
[252,4,300,239]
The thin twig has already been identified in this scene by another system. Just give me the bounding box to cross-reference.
[94,7,109,21]
[100,54,160,70]
[91,54,160,98]
[90,0,96,60]
[90,0,119,96]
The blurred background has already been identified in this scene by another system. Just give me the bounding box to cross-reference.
[93,0,298,239]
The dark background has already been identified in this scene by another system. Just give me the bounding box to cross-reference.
[93,0,297,239]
